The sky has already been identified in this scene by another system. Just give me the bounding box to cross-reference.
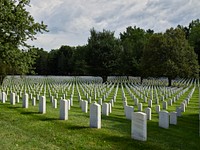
[27,0,200,51]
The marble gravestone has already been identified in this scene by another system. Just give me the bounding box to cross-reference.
[131,112,147,141]
[60,99,69,120]
[159,110,169,129]
[39,96,46,114]
[22,93,29,108]
[90,102,101,128]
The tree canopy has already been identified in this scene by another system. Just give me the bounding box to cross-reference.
[141,27,199,86]
[0,0,47,83]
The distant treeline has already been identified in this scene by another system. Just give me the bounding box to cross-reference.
[33,19,200,85]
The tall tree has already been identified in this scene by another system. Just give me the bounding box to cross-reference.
[58,45,74,75]
[87,28,121,82]
[141,28,199,86]
[120,26,147,76]
[73,45,89,75]
[34,48,49,75]
[188,19,200,65]
[0,0,47,84]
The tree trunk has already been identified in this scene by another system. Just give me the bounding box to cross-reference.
[168,77,172,87]
[140,76,143,84]
[126,76,129,81]
[102,76,107,83]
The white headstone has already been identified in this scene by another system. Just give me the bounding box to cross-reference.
[60,99,69,120]
[10,93,15,105]
[176,107,182,117]
[168,99,172,106]
[131,112,147,141]
[148,100,152,108]
[22,93,29,108]
[2,92,6,103]
[90,102,101,128]
[138,103,143,112]
[125,105,134,120]
[180,103,185,112]
[156,105,160,113]
[162,101,168,110]
[159,110,169,129]
[16,95,19,103]
[110,99,114,107]
[32,97,36,106]
[102,103,109,116]
[109,103,112,113]
[170,112,177,125]
[52,99,57,108]
[98,98,102,105]
[88,97,91,104]
[82,100,88,113]
[143,96,147,103]
[70,98,73,106]
[39,96,46,114]
[145,107,151,120]
[134,98,139,106]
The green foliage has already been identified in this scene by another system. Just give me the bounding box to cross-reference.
[120,26,147,76]
[188,19,200,65]
[0,0,48,83]
[87,28,122,77]
[141,28,199,85]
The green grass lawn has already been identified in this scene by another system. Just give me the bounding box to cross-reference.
[0,84,199,150]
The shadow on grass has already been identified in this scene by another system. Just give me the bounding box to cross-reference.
[67,125,89,130]
[40,117,59,121]
[7,106,22,109]
[20,111,40,115]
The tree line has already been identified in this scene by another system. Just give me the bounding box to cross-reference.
[33,20,200,86]
[0,1,199,86]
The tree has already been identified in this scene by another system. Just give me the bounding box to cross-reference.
[87,28,121,82]
[57,45,74,75]
[34,48,49,75]
[141,28,199,86]
[0,0,47,84]
[73,45,89,75]
[188,19,200,65]
[120,26,147,77]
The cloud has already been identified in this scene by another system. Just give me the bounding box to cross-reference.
[27,0,200,51]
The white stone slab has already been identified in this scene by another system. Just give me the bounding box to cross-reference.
[52,99,57,108]
[22,93,29,108]
[90,102,101,128]
[102,103,109,116]
[2,92,7,103]
[10,93,15,105]
[138,103,143,112]
[148,100,152,108]
[125,105,134,120]
[131,112,147,141]
[32,97,36,106]
[159,110,169,129]
[162,101,168,110]
[156,105,160,113]
[82,100,88,113]
[170,112,177,125]
[60,99,69,120]
[145,107,151,120]
[39,96,46,114]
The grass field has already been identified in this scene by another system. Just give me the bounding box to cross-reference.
[0,78,199,150]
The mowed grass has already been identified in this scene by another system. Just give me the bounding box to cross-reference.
[0,85,199,150]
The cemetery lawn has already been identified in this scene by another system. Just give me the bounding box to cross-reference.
[0,87,199,150]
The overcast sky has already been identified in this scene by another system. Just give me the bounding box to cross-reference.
[27,0,200,51]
